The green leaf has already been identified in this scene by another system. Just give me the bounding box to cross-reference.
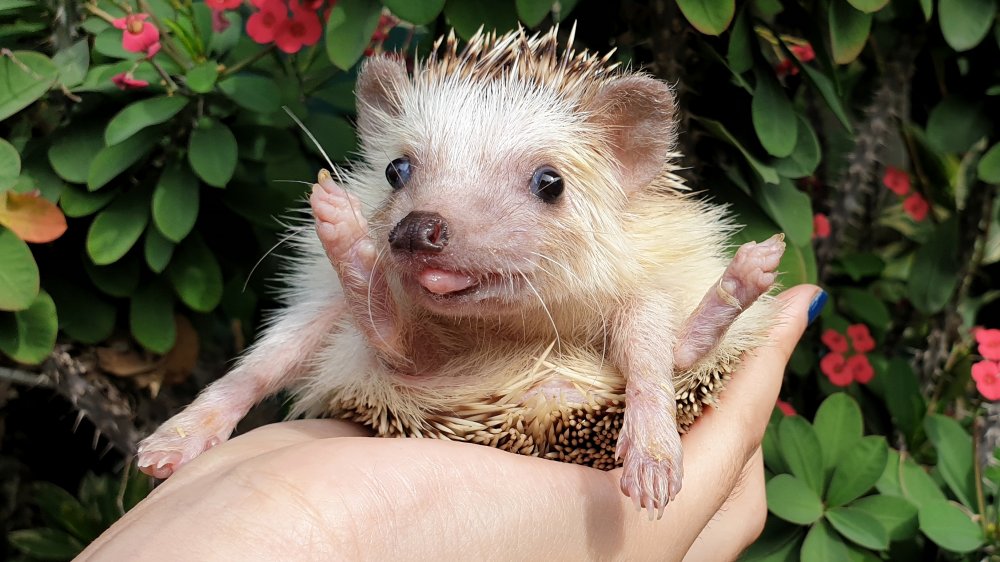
[52,40,90,87]
[908,217,961,314]
[0,290,57,364]
[752,69,797,158]
[152,163,200,242]
[0,50,58,121]
[899,457,947,508]
[129,279,175,353]
[851,495,919,541]
[676,0,736,34]
[882,358,925,442]
[826,506,889,550]
[738,520,803,561]
[978,142,1000,183]
[515,0,553,26]
[812,393,863,477]
[926,98,991,154]
[778,415,824,495]
[0,137,20,189]
[787,49,853,133]
[827,436,889,507]
[801,521,850,562]
[923,415,975,507]
[829,1,872,65]
[444,0,519,40]
[383,0,445,24]
[0,227,38,311]
[845,0,889,12]
[697,117,779,184]
[85,255,140,298]
[32,482,103,543]
[185,61,218,93]
[939,0,996,52]
[919,0,933,19]
[144,225,175,273]
[167,235,223,312]
[8,528,83,560]
[762,419,789,474]
[918,499,984,553]
[756,178,812,246]
[727,5,753,74]
[188,119,237,188]
[838,288,891,331]
[302,113,358,163]
[104,96,189,146]
[46,279,115,345]
[326,0,384,69]
[60,185,117,218]
[774,116,821,179]
[218,74,281,114]
[765,474,824,525]
[86,188,150,265]
[48,122,105,184]
[87,128,160,191]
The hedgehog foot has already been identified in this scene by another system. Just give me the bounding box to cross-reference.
[137,410,236,479]
[616,390,683,519]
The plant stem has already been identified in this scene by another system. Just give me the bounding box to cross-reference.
[149,57,179,93]
[974,410,989,536]
[221,45,275,77]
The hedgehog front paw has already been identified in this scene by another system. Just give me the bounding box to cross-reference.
[616,425,683,520]
[136,414,233,479]
[311,169,376,273]
[721,233,786,306]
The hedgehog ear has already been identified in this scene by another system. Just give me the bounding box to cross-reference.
[356,55,410,129]
[585,76,677,192]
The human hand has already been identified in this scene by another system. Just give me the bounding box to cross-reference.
[78,284,821,562]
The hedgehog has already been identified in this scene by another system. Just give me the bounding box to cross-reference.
[137,26,785,518]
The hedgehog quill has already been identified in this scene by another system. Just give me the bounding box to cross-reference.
[137,26,785,519]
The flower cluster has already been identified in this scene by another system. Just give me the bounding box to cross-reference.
[973,329,1000,400]
[813,213,830,239]
[110,13,161,90]
[246,0,323,54]
[883,166,929,222]
[364,14,399,57]
[776,43,815,78]
[819,324,876,387]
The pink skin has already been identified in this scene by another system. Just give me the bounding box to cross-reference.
[615,235,785,518]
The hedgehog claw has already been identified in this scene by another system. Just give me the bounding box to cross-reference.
[617,422,683,519]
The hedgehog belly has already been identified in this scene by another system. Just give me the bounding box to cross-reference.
[329,344,741,471]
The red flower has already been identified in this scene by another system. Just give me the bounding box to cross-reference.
[775,59,798,78]
[813,213,831,239]
[113,13,161,58]
[303,0,325,9]
[903,193,929,222]
[972,361,1000,401]
[976,328,1000,361]
[821,353,852,386]
[205,0,242,9]
[247,0,288,44]
[111,72,149,90]
[883,166,911,196]
[273,1,322,54]
[847,324,876,354]
[846,354,875,384]
[821,329,849,354]
[211,9,231,33]
[790,44,815,63]
[776,399,796,416]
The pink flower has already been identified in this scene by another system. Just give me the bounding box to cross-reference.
[813,213,831,239]
[847,324,876,354]
[211,9,231,32]
[247,0,288,44]
[205,0,242,9]
[821,329,849,354]
[273,1,323,53]
[111,72,149,90]
[846,354,875,384]
[776,399,796,416]
[977,329,1000,361]
[972,361,1000,401]
[903,193,930,222]
[113,13,161,58]
[821,353,852,387]
[790,44,815,63]
[775,59,797,78]
[883,166,911,196]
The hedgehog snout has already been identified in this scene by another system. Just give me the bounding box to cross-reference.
[388,211,450,254]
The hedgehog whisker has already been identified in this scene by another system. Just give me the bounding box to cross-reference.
[243,227,308,292]
[515,259,561,355]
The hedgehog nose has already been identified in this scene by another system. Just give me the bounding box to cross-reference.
[389,211,449,253]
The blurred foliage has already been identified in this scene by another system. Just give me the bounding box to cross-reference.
[1,0,999,558]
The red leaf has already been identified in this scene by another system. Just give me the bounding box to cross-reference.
[0,191,68,243]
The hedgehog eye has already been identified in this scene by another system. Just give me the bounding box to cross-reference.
[530,166,563,203]
[386,157,412,190]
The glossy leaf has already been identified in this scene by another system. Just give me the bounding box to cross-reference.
[978,142,1000,183]
[8,528,83,560]
[727,5,753,74]
[846,0,889,12]
[382,0,445,24]
[923,415,975,507]
[756,178,812,246]
[188,119,237,188]
[827,436,889,507]
[87,128,159,191]
[46,279,115,345]
[939,0,996,52]
[0,137,19,189]
[801,521,850,562]
[515,0,553,26]
[752,69,797,158]
[144,226,175,273]
[0,227,38,311]
[826,506,889,550]
[852,495,918,541]
[0,50,58,121]
[105,95,188,146]
[218,74,281,113]
[32,481,103,542]
[908,217,961,314]
[130,279,176,353]
[48,122,105,184]
[167,235,223,312]
[838,288,891,331]
[185,61,218,93]
[899,457,946,508]
[697,118,779,184]
[926,98,991,154]
[444,0,519,40]
[765,474,823,525]
[676,0,736,35]
[0,191,67,243]
[882,358,924,442]
[917,500,984,553]
[812,393,863,476]
[325,0,384,70]
[0,290,57,364]
[774,116,821,178]
[59,185,116,218]
[152,163,200,242]
[85,256,140,298]
[829,0,872,65]
[778,415,824,495]
[52,39,90,87]
[86,188,150,265]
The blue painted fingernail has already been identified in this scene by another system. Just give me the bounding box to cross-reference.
[807,289,828,325]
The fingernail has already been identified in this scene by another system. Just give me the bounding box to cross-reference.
[807,289,828,326]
